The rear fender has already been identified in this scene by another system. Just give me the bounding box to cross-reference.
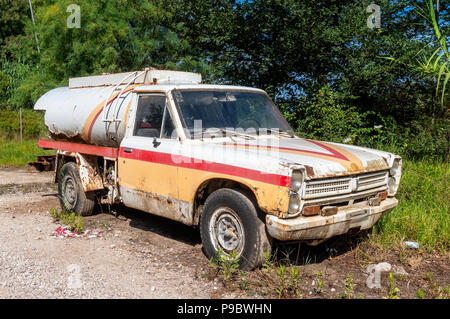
[57,151,104,192]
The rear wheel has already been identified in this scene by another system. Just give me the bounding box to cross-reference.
[200,188,272,270]
[58,162,95,216]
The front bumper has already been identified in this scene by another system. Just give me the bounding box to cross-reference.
[266,197,398,241]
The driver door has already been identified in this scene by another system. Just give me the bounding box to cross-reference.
[118,93,187,223]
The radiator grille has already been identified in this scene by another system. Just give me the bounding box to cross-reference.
[304,170,388,200]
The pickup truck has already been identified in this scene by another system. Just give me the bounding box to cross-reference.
[35,70,402,269]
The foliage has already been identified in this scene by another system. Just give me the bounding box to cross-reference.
[411,0,449,107]
[372,159,449,252]
[344,274,355,299]
[0,137,54,166]
[282,86,384,144]
[210,248,240,281]
[275,264,288,298]
[0,108,47,139]
[0,0,29,59]
[49,207,85,234]
[175,0,448,160]
[384,272,400,299]
[1,0,209,109]
[417,289,425,299]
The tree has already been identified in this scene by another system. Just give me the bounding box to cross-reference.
[1,0,208,108]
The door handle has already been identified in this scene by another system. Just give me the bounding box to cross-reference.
[123,147,133,153]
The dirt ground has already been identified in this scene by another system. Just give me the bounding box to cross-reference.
[0,166,448,299]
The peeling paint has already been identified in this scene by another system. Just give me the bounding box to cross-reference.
[75,154,104,192]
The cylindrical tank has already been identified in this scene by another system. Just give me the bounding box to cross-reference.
[34,85,134,147]
[34,70,202,147]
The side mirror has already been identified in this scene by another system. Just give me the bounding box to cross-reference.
[153,137,161,148]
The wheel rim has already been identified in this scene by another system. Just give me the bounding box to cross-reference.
[209,207,245,255]
[62,176,77,209]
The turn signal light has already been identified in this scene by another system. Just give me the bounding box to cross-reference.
[378,191,388,200]
[303,205,320,216]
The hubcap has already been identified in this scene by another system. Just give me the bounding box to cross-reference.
[209,207,244,255]
[62,176,77,208]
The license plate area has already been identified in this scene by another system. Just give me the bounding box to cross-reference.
[348,208,369,218]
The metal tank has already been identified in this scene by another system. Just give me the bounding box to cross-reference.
[34,69,202,147]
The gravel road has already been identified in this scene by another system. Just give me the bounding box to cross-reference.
[0,167,222,299]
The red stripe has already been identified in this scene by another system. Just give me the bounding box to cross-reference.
[38,139,118,158]
[304,139,350,161]
[87,87,136,143]
[119,147,291,187]
[224,141,350,161]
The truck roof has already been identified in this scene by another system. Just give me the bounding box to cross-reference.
[133,84,266,94]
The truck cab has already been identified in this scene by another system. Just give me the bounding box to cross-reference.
[35,70,402,269]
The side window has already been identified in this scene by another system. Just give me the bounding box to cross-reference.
[161,106,176,139]
[134,94,176,139]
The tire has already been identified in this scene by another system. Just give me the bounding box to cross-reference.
[58,162,95,216]
[200,188,272,270]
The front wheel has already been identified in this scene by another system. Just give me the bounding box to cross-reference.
[58,162,95,216]
[200,188,272,270]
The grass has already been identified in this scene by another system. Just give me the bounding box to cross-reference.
[372,159,449,253]
[0,108,46,139]
[0,108,53,166]
[0,137,54,166]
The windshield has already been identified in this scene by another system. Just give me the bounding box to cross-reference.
[172,89,294,138]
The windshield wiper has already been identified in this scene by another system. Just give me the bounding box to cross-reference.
[190,128,256,140]
[218,128,256,140]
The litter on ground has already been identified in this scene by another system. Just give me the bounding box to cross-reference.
[51,225,104,239]
[403,241,419,249]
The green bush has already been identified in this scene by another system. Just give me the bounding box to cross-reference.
[0,59,58,109]
[282,86,449,161]
[0,108,47,139]
[0,70,11,100]
[282,86,390,145]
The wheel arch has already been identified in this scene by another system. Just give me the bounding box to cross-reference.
[56,151,104,192]
[192,177,263,226]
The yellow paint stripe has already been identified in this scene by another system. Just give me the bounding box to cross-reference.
[322,143,364,171]
[81,99,108,141]
[118,157,289,214]
[81,84,140,141]
[123,100,132,129]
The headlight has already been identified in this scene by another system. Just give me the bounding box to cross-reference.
[388,177,397,195]
[290,170,303,192]
[389,158,401,176]
[288,193,300,214]
[388,157,402,196]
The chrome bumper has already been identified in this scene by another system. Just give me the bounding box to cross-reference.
[266,197,398,241]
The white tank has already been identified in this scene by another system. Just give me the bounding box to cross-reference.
[34,69,201,147]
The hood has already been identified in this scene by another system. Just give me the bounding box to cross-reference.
[212,136,393,179]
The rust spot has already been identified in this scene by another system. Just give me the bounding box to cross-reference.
[304,165,315,177]
[365,159,389,171]
[48,131,86,144]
